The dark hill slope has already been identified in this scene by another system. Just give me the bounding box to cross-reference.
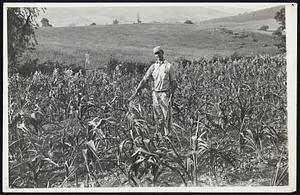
[204,5,284,23]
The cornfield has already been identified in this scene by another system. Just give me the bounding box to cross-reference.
[8,54,288,188]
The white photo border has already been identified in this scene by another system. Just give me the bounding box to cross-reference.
[2,2,297,193]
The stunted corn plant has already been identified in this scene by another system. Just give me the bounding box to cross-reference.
[8,54,288,187]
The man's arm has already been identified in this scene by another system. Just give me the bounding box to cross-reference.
[128,79,146,102]
[128,64,154,102]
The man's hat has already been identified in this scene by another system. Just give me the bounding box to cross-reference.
[153,46,164,54]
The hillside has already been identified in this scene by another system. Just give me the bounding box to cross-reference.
[204,18,280,32]
[34,23,278,69]
[203,5,284,23]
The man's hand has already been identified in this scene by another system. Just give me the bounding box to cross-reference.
[128,79,145,103]
[170,81,177,96]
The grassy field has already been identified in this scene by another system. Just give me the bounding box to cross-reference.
[205,18,280,33]
[34,23,278,69]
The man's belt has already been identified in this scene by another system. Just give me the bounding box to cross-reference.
[153,89,170,93]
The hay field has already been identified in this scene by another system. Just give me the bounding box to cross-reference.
[34,23,278,68]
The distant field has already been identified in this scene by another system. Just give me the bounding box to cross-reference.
[34,23,278,69]
[205,18,280,33]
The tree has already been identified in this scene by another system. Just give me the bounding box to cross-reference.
[90,22,96,26]
[41,17,52,27]
[137,13,142,24]
[184,20,193,24]
[259,25,269,31]
[113,19,119,24]
[273,8,286,53]
[7,7,44,73]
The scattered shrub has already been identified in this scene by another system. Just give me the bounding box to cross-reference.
[259,25,269,31]
[232,33,249,38]
[184,20,193,24]
[113,19,119,24]
[230,51,243,60]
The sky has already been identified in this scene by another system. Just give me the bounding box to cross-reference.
[211,3,284,10]
[29,3,286,27]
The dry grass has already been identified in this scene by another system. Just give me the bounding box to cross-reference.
[34,23,278,68]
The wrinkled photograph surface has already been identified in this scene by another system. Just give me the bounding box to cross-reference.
[2,2,297,193]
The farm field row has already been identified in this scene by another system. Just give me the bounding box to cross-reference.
[9,54,287,187]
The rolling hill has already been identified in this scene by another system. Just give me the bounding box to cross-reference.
[200,5,284,33]
[203,5,284,23]
[34,23,278,69]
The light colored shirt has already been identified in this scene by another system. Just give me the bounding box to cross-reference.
[143,59,176,92]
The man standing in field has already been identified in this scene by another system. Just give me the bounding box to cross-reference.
[128,46,177,136]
